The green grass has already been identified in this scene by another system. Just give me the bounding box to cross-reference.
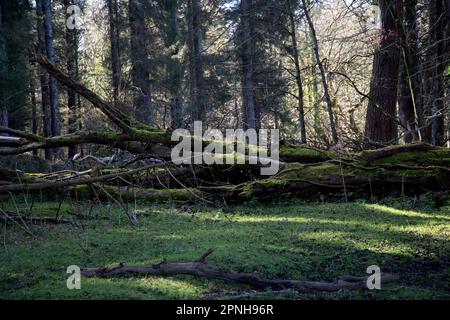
[0,199,449,300]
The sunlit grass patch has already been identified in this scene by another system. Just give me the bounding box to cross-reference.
[0,199,449,299]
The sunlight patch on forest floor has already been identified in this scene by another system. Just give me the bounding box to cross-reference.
[0,200,449,299]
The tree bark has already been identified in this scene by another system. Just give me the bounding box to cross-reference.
[29,68,38,156]
[306,34,322,139]
[398,0,420,143]
[288,0,307,144]
[445,0,450,20]
[187,0,206,125]
[166,0,183,129]
[240,0,257,130]
[0,161,173,193]
[428,0,446,146]
[302,0,338,144]
[33,47,137,133]
[0,2,4,130]
[81,250,399,293]
[64,0,79,158]
[36,0,53,160]
[0,107,8,128]
[42,0,61,142]
[107,0,121,105]
[129,0,153,125]
[365,0,403,145]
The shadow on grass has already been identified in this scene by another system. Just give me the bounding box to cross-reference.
[0,202,449,299]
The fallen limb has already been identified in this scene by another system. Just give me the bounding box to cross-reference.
[32,46,169,144]
[0,161,174,193]
[81,250,399,293]
[86,185,206,202]
[0,136,26,147]
[32,46,133,132]
[2,214,71,224]
[0,129,158,156]
[360,143,434,164]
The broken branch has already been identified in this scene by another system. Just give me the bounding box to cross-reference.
[81,250,399,293]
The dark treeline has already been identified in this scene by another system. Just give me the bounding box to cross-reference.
[0,0,449,160]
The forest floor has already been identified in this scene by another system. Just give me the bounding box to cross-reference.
[0,198,449,299]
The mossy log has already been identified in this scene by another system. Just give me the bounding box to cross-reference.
[68,185,204,202]
[279,145,332,163]
[0,161,172,193]
[1,143,449,203]
[230,144,450,200]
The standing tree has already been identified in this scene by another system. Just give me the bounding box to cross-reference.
[186,0,205,125]
[427,0,446,146]
[107,0,121,105]
[365,0,403,145]
[64,0,80,158]
[42,0,61,144]
[398,0,420,143]
[35,0,52,159]
[163,0,183,129]
[302,0,338,144]
[287,0,307,143]
[0,0,32,131]
[29,69,38,152]
[129,0,153,125]
[240,0,257,130]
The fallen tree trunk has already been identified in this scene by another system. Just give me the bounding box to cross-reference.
[32,45,134,133]
[0,136,25,147]
[0,161,173,193]
[228,144,450,200]
[0,129,161,156]
[2,144,450,203]
[68,185,206,203]
[31,45,169,143]
[81,249,399,293]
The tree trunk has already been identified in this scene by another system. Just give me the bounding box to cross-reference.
[170,96,183,130]
[288,0,307,144]
[65,0,79,158]
[166,0,183,129]
[32,47,138,133]
[428,0,446,146]
[107,0,121,105]
[398,0,420,143]
[240,0,257,130]
[29,68,38,156]
[364,0,403,145]
[36,0,52,160]
[0,2,4,130]
[306,32,322,140]
[187,0,206,125]
[129,0,153,125]
[42,0,61,142]
[0,107,8,128]
[302,0,338,144]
